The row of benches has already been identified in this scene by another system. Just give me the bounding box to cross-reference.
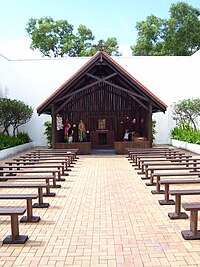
[127,147,200,240]
[0,148,79,244]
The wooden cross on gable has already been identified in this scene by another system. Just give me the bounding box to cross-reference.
[94,40,108,61]
[97,40,108,52]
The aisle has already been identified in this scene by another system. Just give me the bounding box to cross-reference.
[0,155,199,267]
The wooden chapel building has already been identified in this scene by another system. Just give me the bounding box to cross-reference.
[37,51,167,154]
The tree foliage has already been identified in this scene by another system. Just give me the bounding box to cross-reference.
[172,98,200,130]
[0,98,33,136]
[131,2,200,56]
[26,17,121,57]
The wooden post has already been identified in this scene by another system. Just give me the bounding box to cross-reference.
[147,103,152,147]
[11,214,19,239]
[51,104,56,148]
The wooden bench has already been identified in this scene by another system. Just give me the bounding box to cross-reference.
[0,183,49,208]
[0,169,61,188]
[31,149,78,161]
[0,194,40,222]
[181,203,200,240]
[20,155,72,169]
[33,148,79,156]
[168,190,200,219]
[127,148,177,160]
[0,208,28,244]
[157,179,200,205]
[132,152,184,166]
[4,162,66,181]
[134,154,189,170]
[0,175,56,196]
[139,159,200,179]
[138,156,195,174]
[12,158,69,171]
[129,149,180,162]
[143,166,200,183]
[146,171,200,190]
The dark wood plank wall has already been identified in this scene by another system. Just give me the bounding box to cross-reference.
[60,83,148,142]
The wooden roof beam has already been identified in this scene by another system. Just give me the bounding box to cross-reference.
[104,80,149,102]
[86,72,117,81]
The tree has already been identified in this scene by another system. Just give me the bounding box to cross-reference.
[0,98,14,135]
[11,100,33,136]
[26,17,121,57]
[26,17,75,57]
[131,2,200,56]
[69,24,95,57]
[131,15,166,56]
[0,98,33,136]
[172,98,200,130]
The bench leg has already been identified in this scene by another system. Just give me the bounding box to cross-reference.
[56,167,66,181]
[168,195,188,219]
[151,177,164,194]
[3,214,28,244]
[145,170,156,186]
[137,163,145,175]
[50,172,61,188]
[181,210,200,240]
[159,185,175,205]
[43,180,56,197]
[33,188,49,208]
[141,167,149,179]
[20,199,40,223]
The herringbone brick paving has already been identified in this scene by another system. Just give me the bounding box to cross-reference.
[1,150,200,266]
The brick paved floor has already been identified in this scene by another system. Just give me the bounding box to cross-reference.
[1,152,200,266]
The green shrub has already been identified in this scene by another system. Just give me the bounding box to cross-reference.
[16,132,31,144]
[43,121,52,147]
[152,119,156,144]
[0,132,31,150]
[171,126,200,144]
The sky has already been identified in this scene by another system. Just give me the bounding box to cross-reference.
[0,0,199,58]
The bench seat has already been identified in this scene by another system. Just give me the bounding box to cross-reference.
[0,194,40,222]
[158,179,200,205]
[0,175,56,196]
[141,164,200,180]
[149,171,200,193]
[139,157,198,175]
[133,153,185,167]
[3,163,66,180]
[0,169,61,188]
[168,190,200,219]
[0,183,49,208]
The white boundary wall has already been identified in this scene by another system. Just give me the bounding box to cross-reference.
[0,52,199,146]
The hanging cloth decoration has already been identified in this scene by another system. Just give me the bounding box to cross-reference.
[78,120,86,142]
[64,119,70,142]
[56,114,63,130]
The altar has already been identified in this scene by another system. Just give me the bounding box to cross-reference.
[90,130,115,148]
[114,140,151,154]
[55,142,91,154]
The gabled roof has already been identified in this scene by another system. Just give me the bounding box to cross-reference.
[37,51,167,115]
